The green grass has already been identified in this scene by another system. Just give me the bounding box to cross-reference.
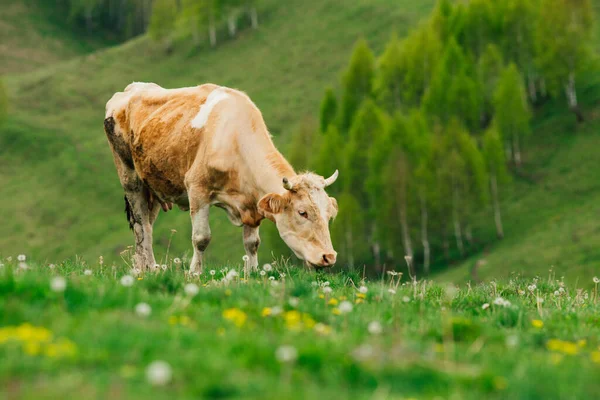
[1,259,600,399]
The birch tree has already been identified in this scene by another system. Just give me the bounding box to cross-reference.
[340,39,375,133]
[483,127,510,239]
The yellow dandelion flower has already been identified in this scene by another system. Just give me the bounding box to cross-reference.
[261,307,272,317]
[577,339,587,348]
[531,319,544,329]
[284,310,302,330]
[327,298,338,306]
[546,339,563,352]
[302,314,316,329]
[561,341,579,355]
[318,294,325,299]
[590,351,600,364]
[137,277,143,280]
[23,341,41,356]
[223,308,247,328]
[314,323,332,336]
[168,316,178,325]
[225,289,232,296]
[339,296,347,301]
[332,308,341,315]
[356,293,366,299]
[355,299,364,304]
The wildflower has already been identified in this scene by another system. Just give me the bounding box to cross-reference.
[402,296,410,303]
[323,287,333,294]
[120,275,135,287]
[271,280,280,287]
[288,297,299,307]
[537,297,545,304]
[50,277,67,293]
[311,281,318,287]
[168,316,178,325]
[493,297,510,307]
[328,298,338,306]
[222,308,247,327]
[356,293,366,299]
[388,288,396,295]
[224,289,232,296]
[358,286,368,294]
[518,290,525,296]
[242,255,250,262]
[153,264,160,270]
[339,301,353,314]
[559,287,565,294]
[352,344,375,361]
[355,299,364,304]
[210,270,216,276]
[17,254,26,262]
[161,264,167,271]
[131,268,141,276]
[591,351,600,364]
[18,262,28,270]
[135,302,152,317]
[528,284,537,292]
[84,269,92,276]
[260,270,266,276]
[322,281,330,287]
[269,276,275,281]
[275,345,298,363]
[593,277,600,284]
[193,272,200,278]
[505,335,519,348]
[554,290,560,296]
[184,283,199,297]
[261,307,272,317]
[577,339,587,348]
[531,319,544,329]
[146,361,172,386]
[546,339,579,355]
[179,316,190,326]
[283,310,302,329]
[280,273,286,278]
[482,303,490,310]
[225,270,238,281]
[173,258,181,265]
[368,321,382,335]
[263,264,273,272]
[332,308,341,315]
[271,306,283,316]
[314,323,332,336]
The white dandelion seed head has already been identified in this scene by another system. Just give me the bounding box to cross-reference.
[242,255,250,262]
[271,280,280,287]
[263,264,273,272]
[84,269,92,276]
[50,276,67,292]
[506,335,519,348]
[259,270,266,276]
[120,275,135,287]
[314,323,329,335]
[17,254,26,262]
[322,281,330,287]
[593,277,600,284]
[131,268,141,277]
[173,258,181,265]
[352,344,374,361]
[482,303,490,310]
[210,270,216,276]
[554,290,560,296]
[367,321,382,335]
[323,287,333,294]
[48,264,55,270]
[184,283,200,297]
[559,287,565,294]
[193,272,200,277]
[268,276,275,281]
[153,264,160,271]
[6,256,12,262]
[537,297,545,304]
[271,306,283,316]
[225,270,239,281]
[311,281,318,287]
[275,345,298,363]
[18,262,28,270]
[279,273,286,278]
[358,286,368,294]
[339,301,353,314]
[528,284,537,292]
[0,263,4,268]
[161,264,167,271]
[135,302,152,317]
[402,296,411,303]
[388,288,396,295]
[146,360,172,386]
[518,290,525,296]
[288,297,299,307]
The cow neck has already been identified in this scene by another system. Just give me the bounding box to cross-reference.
[253,150,296,198]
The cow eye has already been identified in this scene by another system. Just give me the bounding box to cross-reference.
[298,210,308,219]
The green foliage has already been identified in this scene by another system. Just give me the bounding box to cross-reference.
[314,125,344,196]
[319,87,338,133]
[339,39,375,133]
[286,119,318,171]
[149,0,178,42]
[493,64,531,151]
[479,44,505,124]
[0,79,7,125]
[483,127,510,185]
[374,33,404,111]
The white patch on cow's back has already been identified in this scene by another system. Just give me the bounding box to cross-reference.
[191,88,229,129]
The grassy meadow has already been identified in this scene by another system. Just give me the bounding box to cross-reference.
[1,258,600,399]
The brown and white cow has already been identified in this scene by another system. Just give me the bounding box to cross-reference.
[103,82,339,272]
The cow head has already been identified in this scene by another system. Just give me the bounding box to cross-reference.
[258,171,339,268]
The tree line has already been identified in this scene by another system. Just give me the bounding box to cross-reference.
[60,0,263,45]
[277,0,596,274]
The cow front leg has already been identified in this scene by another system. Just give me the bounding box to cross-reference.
[243,225,260,275]
[125,189,157,271]
[190,203,211,273]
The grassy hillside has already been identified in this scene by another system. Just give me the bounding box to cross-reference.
[2,0,600,282]
[0,0,436,267]
[0,0,109,75]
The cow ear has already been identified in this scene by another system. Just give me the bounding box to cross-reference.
[329,197,338,219]
[258,193,287,215]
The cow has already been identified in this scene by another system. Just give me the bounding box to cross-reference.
[103,82,339,273]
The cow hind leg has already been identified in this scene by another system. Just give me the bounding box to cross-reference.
[124,185,159,271]
[190,203,211,273]
[243,225,260,275]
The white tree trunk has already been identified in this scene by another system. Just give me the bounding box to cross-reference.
[371,223,381,268]
[398,201,414,261]
[420,195,430,275]
[565,72,578,109]
[452,186,465,257]
[209,24,217,47]
[228,15,237,37]
[250,7,258,29]
[490,174,504,239]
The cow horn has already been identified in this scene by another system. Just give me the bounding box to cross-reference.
[282,177,294,191]
[324,169,339,187]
